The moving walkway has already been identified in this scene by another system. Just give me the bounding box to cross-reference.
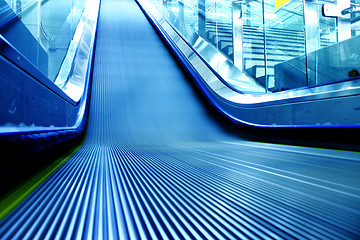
[0,0,360,239]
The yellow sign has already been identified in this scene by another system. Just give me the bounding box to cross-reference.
[275,0,290,9]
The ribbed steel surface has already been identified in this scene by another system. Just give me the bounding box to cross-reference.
[1,0,360,239]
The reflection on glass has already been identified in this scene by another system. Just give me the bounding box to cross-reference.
[145,0,360,94]
[204,0,235,70]
[214,0,233,64]
[3,0,359,94]
[305,0,360,88]
[183,0,198,38]
[264,0,306,92]
[240,0,266,89]
[0,0,86,82]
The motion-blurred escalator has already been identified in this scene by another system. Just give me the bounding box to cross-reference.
[0,0,359,239]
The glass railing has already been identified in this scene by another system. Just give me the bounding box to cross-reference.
[0,0,99,133]
[144,0,360,93]
[0,0,86,82]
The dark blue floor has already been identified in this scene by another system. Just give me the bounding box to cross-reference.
[1,0,360,239]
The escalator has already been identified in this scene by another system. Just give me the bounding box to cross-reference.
[0,0,360,239]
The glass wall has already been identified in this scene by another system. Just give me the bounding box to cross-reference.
[145,0,360,93]
[308,0,360,87]
[265,0,306,91]
[0,0,87,82]
[241,0,265,82]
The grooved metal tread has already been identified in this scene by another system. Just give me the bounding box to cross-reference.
[1,0,360,239]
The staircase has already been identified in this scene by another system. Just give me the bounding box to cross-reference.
[205,21,334,91]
